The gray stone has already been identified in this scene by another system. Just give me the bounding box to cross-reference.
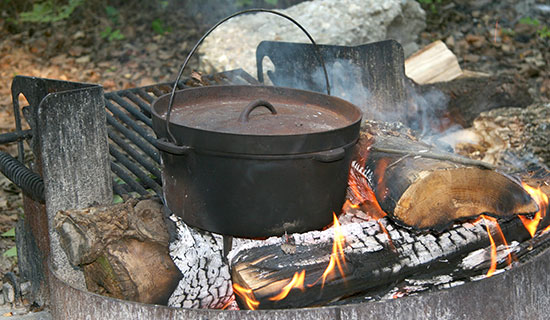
[197,0,425,76]
[2,283,14,304]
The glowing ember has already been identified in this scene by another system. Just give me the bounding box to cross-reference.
[519,182,549,237]
[348,161,387,219]
[233,283,260,310]
[268,270,306,301]
[374,158,390,202]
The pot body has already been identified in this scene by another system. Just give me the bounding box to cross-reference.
[160,147,354,237]
[152,85,362,237]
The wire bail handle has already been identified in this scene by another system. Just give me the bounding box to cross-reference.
[163,8,331,144]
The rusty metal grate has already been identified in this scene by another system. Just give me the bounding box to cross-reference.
[0,69,257,201]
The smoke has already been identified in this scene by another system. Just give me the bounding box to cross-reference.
[263,55,457,146]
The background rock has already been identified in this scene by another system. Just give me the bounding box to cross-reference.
[197,0,426,76]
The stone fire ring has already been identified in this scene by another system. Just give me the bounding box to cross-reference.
[49,246,550,319]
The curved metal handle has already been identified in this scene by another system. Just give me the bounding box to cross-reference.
[164,8,331,144]
[238,99,277,123]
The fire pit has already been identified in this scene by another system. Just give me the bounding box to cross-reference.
[2,36,550,319]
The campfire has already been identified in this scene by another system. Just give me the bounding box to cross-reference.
[2,9,550,320]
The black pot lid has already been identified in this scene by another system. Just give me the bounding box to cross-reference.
[152,85,362,155]
[153,85,361,136]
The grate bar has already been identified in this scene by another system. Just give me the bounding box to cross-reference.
[108,130,162,182]
[135,88,155,104]
[105,101,158,148]
[122,91,152,117]
[106,115,160,163]
[110,162,149,196]
[106,93,153,128]
[109,144,162,195]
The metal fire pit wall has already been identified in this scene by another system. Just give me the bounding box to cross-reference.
[49,246,550,320]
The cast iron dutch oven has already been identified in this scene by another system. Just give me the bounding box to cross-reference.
[151,9,362,238]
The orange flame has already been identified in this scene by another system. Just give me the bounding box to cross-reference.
[347,161,387,220]
[519,182,549,237]
[232,283,260,310]
[268,270,306,301]
[311,213,347,288]
[484,217,498,277]
[475,215,512,277]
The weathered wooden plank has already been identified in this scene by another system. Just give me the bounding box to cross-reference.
[36,83,112,289]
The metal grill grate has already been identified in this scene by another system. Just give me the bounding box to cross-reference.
[103,69,258,198]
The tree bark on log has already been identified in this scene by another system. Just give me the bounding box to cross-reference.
[54,198,182,305]
[353,125,538,232]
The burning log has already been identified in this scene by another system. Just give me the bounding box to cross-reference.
[168,215,235,309]
[229,208,548,310]
[354,122,539,232]
[230,124,549,310]
[54,198,182,305]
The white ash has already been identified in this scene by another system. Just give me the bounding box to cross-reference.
[227,211,386,264]
[459,241,520,271]
[168,215,234,309]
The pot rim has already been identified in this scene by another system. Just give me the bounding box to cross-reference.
[151,85,362,155]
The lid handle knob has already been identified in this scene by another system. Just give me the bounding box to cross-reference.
[238,99,277,123]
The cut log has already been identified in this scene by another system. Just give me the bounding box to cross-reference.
[230,203,549,309]
[404,40,463,84]
[353,124,538,231]
[54,198,182,305]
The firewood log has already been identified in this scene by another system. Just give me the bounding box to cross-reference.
[230,199,549,310]
[168,214,234,309]
[355,123,539,232]
[54,198,182,305]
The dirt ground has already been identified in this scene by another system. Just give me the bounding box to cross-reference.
[0,0,548,305]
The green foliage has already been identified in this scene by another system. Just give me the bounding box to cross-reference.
[19,0,84,23]
[152,18,172,35]
[519,16,540,26]
[236,0,279,8]
[113,194,124,204]
[417,0,442,14]
[519,16,549,40]
[538,25,550,39]
[100,26,124,41]
[105,5,119,24]
[501,28,515,36]
[2,246,17,258]
[1,227,15,237]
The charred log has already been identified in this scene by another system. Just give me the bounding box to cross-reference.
[354,126,538,232]
[230,206,547,310]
